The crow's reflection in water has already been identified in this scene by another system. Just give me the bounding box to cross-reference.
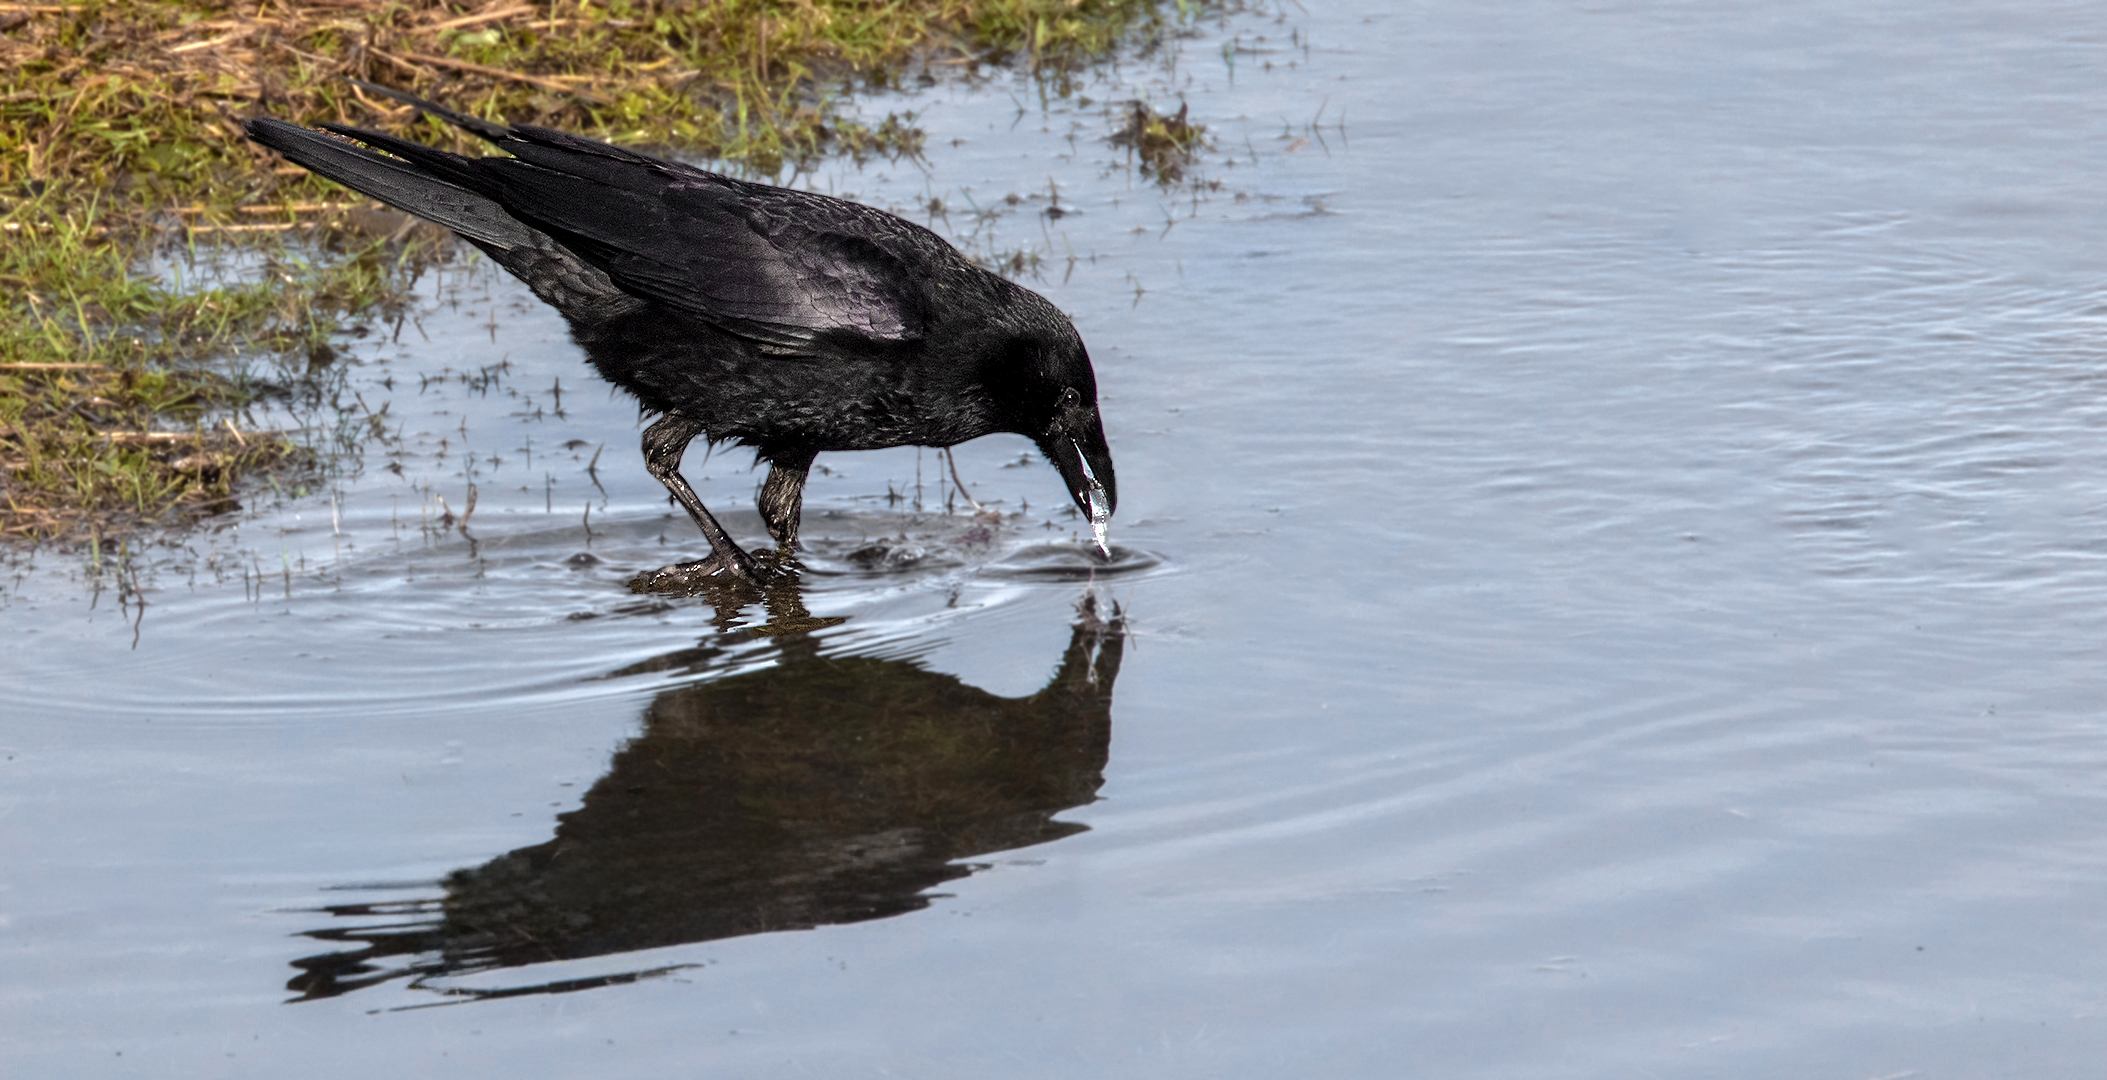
[288,595,1123,1002]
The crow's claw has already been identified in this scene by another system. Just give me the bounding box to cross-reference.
[628,551,766,596]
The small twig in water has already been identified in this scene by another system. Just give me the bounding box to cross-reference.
[586,441,607,497]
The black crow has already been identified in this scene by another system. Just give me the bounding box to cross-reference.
[244,82,1115,591]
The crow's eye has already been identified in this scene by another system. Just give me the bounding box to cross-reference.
[1059,387,1081,409]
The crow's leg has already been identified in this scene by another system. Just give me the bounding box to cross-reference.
[631,413,762,591]
[941,447,985,512]
[757,449,815,549]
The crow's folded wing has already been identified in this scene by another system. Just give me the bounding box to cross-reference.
[476,155,940,349]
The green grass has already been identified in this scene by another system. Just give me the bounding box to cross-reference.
[0,0,1196,541]
[0,191,436,538]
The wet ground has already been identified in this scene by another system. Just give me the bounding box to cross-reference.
[9,0,2107,1074]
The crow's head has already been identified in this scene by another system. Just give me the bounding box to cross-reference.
[985,309,1117,535]
[1038,373,1117,528]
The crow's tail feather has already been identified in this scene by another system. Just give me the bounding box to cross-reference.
[243,118,533,252]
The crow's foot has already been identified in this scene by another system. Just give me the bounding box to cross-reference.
[628,550,767,596]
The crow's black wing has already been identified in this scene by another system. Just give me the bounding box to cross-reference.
[466,129,944,349]
[599,180,938,344]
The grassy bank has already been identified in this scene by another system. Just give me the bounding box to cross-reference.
[0,0,1192,543]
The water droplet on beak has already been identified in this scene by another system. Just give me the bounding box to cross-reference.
[1075,441,1111,560]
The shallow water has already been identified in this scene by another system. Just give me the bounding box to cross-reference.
[10,0,2107,1073]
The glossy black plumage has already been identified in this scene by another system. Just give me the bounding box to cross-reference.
[245,85,1115,589]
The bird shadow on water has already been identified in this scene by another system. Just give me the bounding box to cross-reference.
[282,586,1125,1006]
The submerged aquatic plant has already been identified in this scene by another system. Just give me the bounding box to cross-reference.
[1109,98,1206,182]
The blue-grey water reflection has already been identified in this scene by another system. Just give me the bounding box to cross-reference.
[287,595,1122,1003]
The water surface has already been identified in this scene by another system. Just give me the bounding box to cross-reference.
[8,1,2107,1074]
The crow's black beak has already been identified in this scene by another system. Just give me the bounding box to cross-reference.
[1043,408,1117,549]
